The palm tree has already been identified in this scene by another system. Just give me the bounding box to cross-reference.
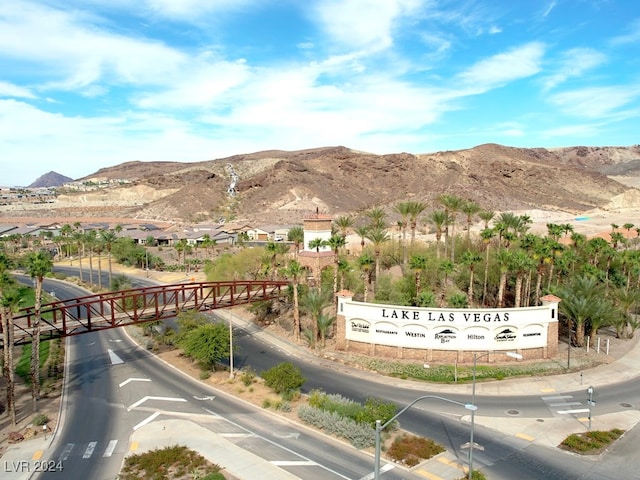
[0,253,20,425]
[288,226,305,258]
[495,249,511,308]
[394,202,412,267]
[478,210,495,230]
[354,225,369,254]
[558,275,608,347]
[85,230,97,285]
[508,249,534,308]
[358,252,375,302]
[438,193,464,261]
[326,234,346,298]
[427,210,448,259]
[334,215,355,241]
[60,223,73,258]
[365,227,389,284]
[461,200,481,247]
[308,237,326,284]
[461,250,483,306]
[25,250,53,411]
[407,201,427,247]
[480,227,495,306]
[364,207,387,229]
[301,288,331,349]
[283,259,304,343]
[72,227,85,280]
[408,253,428,299]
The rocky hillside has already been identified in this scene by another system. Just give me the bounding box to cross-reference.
[12,144,640,224]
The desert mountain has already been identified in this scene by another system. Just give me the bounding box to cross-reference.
[28,171,74,188]
[26,144,640,224]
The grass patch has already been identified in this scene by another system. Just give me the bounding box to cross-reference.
[120,444,226,480]
[15,341,50,383]
[352,356,567,384]
[560,429,624,454]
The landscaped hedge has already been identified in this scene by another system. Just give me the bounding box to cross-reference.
[297,405,376,449]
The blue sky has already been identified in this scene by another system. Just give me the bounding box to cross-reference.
[1,0,639,187]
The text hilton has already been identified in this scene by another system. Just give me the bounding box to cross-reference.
[381,309,510,322]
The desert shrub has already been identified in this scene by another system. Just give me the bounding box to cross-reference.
[387,434,444,466]
[32,413,49,426]
[261,362,305,394]
[307,390,396,427]
[560,429,624,454]
[297,405,375,449]
[458,471,488,480]
[239,367,256,386]
[357,397,397,427]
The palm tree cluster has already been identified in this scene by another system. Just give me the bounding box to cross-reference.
[268,196,640,352]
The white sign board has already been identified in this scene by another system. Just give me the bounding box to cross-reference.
[340,299,554,351]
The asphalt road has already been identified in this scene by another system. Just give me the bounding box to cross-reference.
[42,266,640,479]
[22,272,424,480]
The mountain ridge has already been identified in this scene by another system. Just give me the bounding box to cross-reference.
[13,144,640,224]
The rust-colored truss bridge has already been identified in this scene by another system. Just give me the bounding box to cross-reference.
[3,280,289,347]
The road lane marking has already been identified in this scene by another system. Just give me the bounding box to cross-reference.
[108,349,124,365]
[133,412,161,431]
[32,450,44,460]
[59,443,74,461]
[358,463,394,480]
[437,457,466,470]
[272,460,317,466]
[548,401,582,407]
[557,408,589,414]
[516,432,535,441]
[119,378,151,388]
[129,441,139,452]
[541,395,573,401]
[83,441,97,459]
[127,396,187,411]
[103,440,118,457]
[416,471,445,480]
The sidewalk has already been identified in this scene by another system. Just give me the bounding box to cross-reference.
[217,307,640,479]
[5,267,640,480]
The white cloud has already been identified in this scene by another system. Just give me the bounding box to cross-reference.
[311,0,423,51]
[548,86,640,119]
[0,81,36,98]
[610,18,640,45]
[133,60,251,109]
[0,1,188,92]
[541,123,602,139]
[456,42,545,93]
[542,48,607,91]
[542,1,556,18]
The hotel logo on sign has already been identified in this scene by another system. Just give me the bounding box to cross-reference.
[434,328,457,344]
[495,328,517,342]
[350,321,370,333]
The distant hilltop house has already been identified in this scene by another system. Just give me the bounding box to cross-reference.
[60,178,133,191]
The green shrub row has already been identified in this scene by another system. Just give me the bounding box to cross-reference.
[298,405,376,449]
[306,389,397,427]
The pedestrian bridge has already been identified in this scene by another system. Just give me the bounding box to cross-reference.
[3,280,289,346]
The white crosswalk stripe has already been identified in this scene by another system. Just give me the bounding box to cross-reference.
[83,441,97,459]
[541,394,586,417]
[103,440,118,457]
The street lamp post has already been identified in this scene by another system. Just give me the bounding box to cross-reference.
[468,351,522,480]
[374,395,477,480]
[587,386,595,431]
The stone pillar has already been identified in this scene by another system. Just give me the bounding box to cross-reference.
[335,290,353,351]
